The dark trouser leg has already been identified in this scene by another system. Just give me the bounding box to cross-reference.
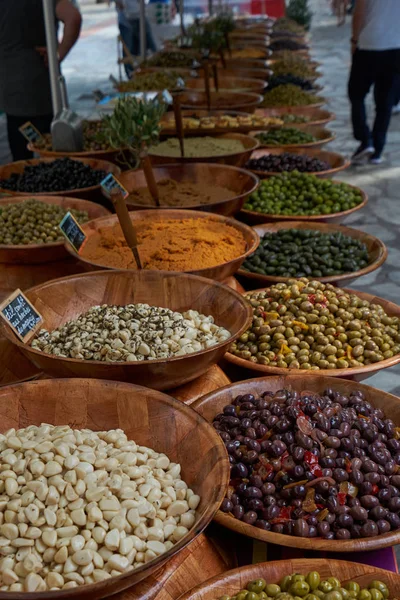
[129,19,140,57]
[119,20,134,78]
[348,49,376,147]
[145,18,157,52]
[372,50,400,156]
[6,113,52,162]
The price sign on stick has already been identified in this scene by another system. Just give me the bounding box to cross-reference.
[100,173,129,199]
[18,122,44,144]
[0,289,43,343]
[59,211,87,253]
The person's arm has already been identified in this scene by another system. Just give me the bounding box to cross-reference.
[351,0,366,52]
[56,0,82,62]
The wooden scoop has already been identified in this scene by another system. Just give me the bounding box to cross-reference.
[172,93,185,157]
[203,61,211,111]
[140,154,160,207]
[110,190,143,269]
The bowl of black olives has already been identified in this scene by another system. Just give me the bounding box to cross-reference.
[192,375,400,551]
[245,148,350,179]
[238,221,387,288]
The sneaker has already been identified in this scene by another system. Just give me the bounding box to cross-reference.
[351,143,375,165]
[393,103,400,114]
[369,154,384,165]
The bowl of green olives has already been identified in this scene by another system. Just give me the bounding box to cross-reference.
[0,196,109,264]
[240,173,368,225]
[225,281,400,382]
[251,128,336,151]
[238,221,387,288]
[179,560,399,600]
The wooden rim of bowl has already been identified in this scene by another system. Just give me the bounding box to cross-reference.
[179,558,400,599]
[119,163,260,210]
[185,76,267,93]
[27,142,119,158]
[237,220,388,285]
[254,107,335,126]
[240,179,368,223]
[224,287,400,378]
[2,269,253,368]
[148,133,260,160]
[0,157,120,196]
[192,374,400,552]
[0,196,110,253]
[0,377,230,599]
[251,127,336,149]
[64,208,260,274]
[245,148,350,178]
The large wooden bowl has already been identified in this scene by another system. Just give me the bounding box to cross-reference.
[0,378,229,599]
[193,375,400,550]
[149,133,260,168]
[0,157,120,202]
[179,91,263,113]
[0,195,109,264]
[207,67,273,81]
[117,164,259,216]
[159,110,283,137]
[255,107,335,128]
[223,58,273,69]
[27,141,121,165]
[224,288,400,382]
[66,209,260,281]
[245,148,350,179]
[1,270,252,388]
[0,336,40,386]
[181,559,400,599]
[185,76,267,94]
[239,180,368,225]
[238,221,387,287]
[251,127,336,150]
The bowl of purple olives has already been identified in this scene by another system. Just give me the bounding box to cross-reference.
[192,375,400,551]
[245,148,350,179]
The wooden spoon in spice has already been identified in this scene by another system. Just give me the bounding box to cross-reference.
[172,93,185,157]
[110,188,143,269]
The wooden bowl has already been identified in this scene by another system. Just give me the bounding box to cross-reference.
[27,141,121,165]
[185,76,267,94]
[251,127,335,150]
[180,559,400,599]
[1,270,252,388]
[0,378,229,599]
[179,91,263,113]
[159,110,283,137]
[224,288,400,382]
[117,163,259,216]
[0,157,120,202]
[0,336,40,386]
[238,221,387,287]
[213,67,273,80]
[66,209,260,281]
[255,107,335,127]
[223,58,273,69]
[245,148,350,179]
[239,180,368,225]
[193,376,400,550]
[149,133,260,168]
[0,195,109,264]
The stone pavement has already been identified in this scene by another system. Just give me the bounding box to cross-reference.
[0,0,400,392]
[308,0,400,395]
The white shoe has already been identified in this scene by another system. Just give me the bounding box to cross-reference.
[351,144,375,165]
[393,103,400,114]
[369,155,384,165]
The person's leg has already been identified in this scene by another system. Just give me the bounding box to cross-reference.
[372,50,400,159]
[129,18,140,58]
[348,49,376,160]
[145,18,157,53]
[119,19,135,78]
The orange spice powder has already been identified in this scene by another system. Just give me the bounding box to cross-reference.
[81,217,247,271]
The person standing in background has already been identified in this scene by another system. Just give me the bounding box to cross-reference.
[0,0,82,162]
[348,0,400,165]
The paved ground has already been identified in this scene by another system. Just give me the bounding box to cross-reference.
[1,0,400,392]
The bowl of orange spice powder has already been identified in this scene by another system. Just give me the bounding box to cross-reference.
[65,209,260,282]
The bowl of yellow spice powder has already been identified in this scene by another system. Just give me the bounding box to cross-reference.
[66,209,260,282]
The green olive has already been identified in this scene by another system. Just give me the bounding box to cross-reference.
[265,584,281,597]
[290,581,310,597]
[358,591,371,600]
[369,590,383,600]
[247,580,267,594]
[306,573,321,591]
[279,577,293,592]
[324,592,343,600]
[319,582,333,594]
[369,582,388,599]
[245,592,259,600]
[345,583,360,595]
